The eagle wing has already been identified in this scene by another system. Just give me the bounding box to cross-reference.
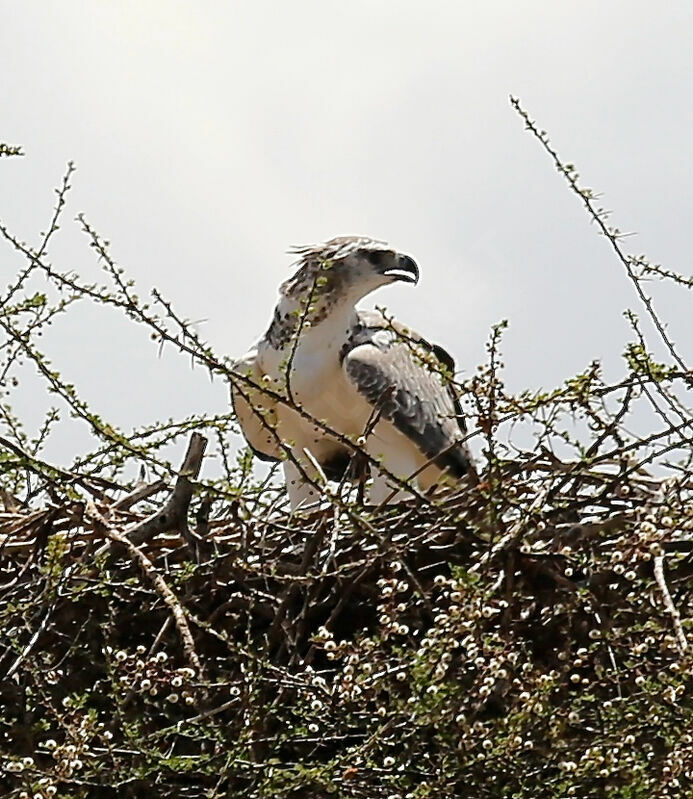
[230,347,282,462]
[342,311,475,480]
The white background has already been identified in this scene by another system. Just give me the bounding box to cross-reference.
[2,2,691,467]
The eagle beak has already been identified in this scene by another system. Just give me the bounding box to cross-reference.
[382,253,419,285]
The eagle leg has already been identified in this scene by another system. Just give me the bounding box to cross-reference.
[283,459,322,511]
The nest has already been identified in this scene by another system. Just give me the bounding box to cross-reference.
[1,435,692,799]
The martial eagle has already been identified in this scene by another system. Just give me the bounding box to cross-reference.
[231,236,476,508]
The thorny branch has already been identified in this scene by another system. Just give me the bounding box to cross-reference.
[0,103,692,798]
[86,501,203,675]
[511,95,691,378]
[653,553,689,654]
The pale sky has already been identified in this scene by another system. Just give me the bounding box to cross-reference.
[1,2,691,467]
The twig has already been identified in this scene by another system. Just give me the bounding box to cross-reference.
[86,501,203,674]
[653,554,688,654]
[511,96,690,375]
[111,479,170,512]
[6,601,56,679]
[127,433,207,545]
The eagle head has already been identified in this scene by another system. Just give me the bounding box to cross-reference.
[282,236,419,306]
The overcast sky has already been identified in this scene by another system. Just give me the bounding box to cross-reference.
[1,2,691,467]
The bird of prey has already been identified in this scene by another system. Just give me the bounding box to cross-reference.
[231,236,476,508]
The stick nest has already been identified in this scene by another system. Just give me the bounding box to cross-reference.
[1,444,692,799]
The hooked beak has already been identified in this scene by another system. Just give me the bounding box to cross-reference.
[381,253,419,285]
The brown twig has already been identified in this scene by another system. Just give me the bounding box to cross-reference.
[86,501,203,674]
[127,433,207,546]
[111,479,170,512]
[653,553,688,654]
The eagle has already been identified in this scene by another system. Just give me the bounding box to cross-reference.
[231,236,476,508]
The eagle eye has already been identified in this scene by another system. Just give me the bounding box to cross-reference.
[364,250,385,266]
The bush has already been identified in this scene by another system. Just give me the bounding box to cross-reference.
[0,100,691,798]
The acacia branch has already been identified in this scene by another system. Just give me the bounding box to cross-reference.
[86,502,202,674]
[653,554,688,654]
[127,433,207,546]
[511,96,690,375]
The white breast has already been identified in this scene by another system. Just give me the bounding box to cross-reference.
[259,323,372,444]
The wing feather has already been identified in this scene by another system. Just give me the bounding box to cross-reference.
[342,313,474,479]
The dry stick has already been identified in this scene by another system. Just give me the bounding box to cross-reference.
[0,487,23,513]
[267,520,330,648]
[653,554,688,654]
[546,385,635,503]
[127,433,207,546]
[91,434,206,561]
[86,501,202,674]
[111,478,170,512]
[6,601,57,679]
